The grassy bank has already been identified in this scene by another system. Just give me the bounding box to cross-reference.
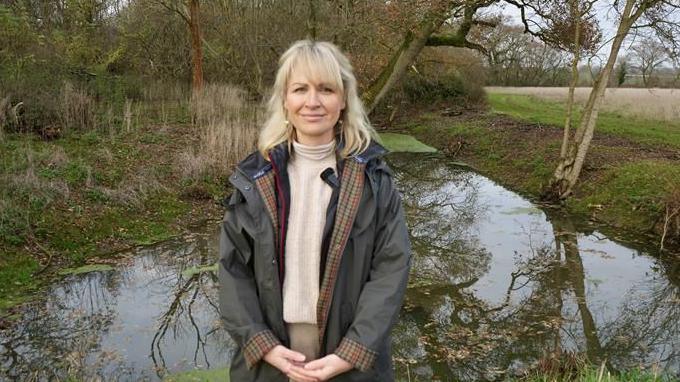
[0,126,210,310]
[399,93,680,252]
[0,84,258,312]
[162,364,676,382]
[517,367,677,382]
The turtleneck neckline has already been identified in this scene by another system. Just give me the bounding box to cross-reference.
[292,139,336,162]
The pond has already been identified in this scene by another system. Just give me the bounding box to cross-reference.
[1,153,678,381]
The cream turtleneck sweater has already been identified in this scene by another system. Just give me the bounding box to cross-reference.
[283,139,337,324]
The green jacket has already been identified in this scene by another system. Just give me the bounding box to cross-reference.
[218,141,411,381]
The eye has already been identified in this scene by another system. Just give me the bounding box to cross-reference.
[320,86,335,93]
[292,87,305,93]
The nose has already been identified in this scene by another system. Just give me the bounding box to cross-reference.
[305,89,321,108]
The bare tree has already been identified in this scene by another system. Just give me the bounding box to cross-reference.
[503,0,680,200]
[475,20,572,86]
[547,0,680,200]
[630,35,670,86]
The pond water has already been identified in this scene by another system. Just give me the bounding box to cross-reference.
[1,153,678,381]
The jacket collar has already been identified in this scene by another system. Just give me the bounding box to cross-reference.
[353,139,388,164]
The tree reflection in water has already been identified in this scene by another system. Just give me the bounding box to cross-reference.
[390,153,491,286]
[387,154,680,381]
[0,232,234,381]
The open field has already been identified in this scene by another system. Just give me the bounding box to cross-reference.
[486,93,680,149]
[485,86,680,122]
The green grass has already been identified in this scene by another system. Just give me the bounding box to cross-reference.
[409,116,559,195]
[488,93,680,149]
[569,160,680,229]
[379,132,438,153]
[0,253,39,310]
[515,365,677,382]
[164,368,230,382]
[181,263,218,278]
[0,123,218,312]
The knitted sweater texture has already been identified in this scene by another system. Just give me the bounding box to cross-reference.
[283,139,336,323]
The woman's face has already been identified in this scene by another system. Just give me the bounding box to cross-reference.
[284,70,345,146]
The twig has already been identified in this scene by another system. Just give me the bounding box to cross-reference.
[31,236,54,275]
[660,204,680,251]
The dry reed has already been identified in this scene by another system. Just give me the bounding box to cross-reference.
[0,96,23,137]
[191,83,246,124]
[660,187,680,251]
[60,81,96,131]
[179,83,260,181]
[143,81,187,103]
[123,98,133,133]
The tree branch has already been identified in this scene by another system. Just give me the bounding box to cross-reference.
[156,0,190,25]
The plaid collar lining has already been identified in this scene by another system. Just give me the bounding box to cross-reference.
[316,159,366,344]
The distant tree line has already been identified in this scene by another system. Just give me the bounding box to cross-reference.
[477,18,680,88]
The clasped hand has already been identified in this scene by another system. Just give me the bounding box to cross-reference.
[263,345,353,382]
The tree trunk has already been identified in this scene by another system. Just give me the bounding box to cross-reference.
[549,0,649,200]
[362,17,445,114]
[362,1,491,114]
[189,0,203,94]
[557,0,582,171]
[307,0,317,39]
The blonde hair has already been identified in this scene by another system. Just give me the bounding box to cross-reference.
[258,40,377,159]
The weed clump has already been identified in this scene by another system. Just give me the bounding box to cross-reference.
[179,83,260,182]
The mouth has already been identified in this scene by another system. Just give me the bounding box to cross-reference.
[301,114,326,121]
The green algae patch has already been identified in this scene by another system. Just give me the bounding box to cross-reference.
[58,264,114,276]
[165,368,230,382]
[181,263,218,278]
[379,133,437,153]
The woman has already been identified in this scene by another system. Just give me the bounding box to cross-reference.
[219,40,411,382]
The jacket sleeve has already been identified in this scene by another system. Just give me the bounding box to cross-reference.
[219,191,281,369]
[334,168,411,372]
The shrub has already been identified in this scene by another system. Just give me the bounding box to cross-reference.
[402,71,469,103]
[373,47,487,120]
[406,47,487,104]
